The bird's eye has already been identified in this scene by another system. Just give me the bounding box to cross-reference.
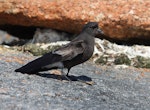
[90,26,97,29]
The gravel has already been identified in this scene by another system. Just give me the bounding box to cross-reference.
[0,48,150,110]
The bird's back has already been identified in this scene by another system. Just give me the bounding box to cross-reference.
[63,32,95,69]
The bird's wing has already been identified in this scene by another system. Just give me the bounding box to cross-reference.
[53,40,86,61]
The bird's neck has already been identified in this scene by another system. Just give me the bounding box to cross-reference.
[81,32,95,44]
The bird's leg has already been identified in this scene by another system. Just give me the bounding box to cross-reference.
[66,68,71,77]
[61,69,71,81]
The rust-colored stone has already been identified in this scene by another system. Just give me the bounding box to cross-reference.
[0,0,150,40]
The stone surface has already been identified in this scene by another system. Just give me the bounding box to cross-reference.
[0,46,150,110]
[0,30,19,45]
[0,0,150,40]
[31,28,71,43]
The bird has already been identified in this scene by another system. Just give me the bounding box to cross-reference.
[15,22,103,79]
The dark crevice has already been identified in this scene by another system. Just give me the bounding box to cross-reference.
[96,34,150,46]
[0,25,37,39]
[0,25,150,46]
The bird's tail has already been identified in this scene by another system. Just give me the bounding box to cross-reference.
[15,52,62,74]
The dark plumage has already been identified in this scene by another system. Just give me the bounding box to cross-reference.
[15,22,103,77]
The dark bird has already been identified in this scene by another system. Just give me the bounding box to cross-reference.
[15,22,103,78]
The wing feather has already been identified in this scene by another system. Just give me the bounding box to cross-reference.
[54,40,86,61]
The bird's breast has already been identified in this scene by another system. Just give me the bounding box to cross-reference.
[82,45,94,61]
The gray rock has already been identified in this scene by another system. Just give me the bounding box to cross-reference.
[0,30,19,45]
[0,49,150,110]
[31,28,73,43]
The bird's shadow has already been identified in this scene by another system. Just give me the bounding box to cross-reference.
[34,72,92,82]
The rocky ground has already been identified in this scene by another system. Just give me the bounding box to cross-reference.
[0,46,150,110]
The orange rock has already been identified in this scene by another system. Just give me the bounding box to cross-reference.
[0,0,150,40]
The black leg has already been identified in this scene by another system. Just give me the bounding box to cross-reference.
[61,69,71,81]
[66,68,71,76]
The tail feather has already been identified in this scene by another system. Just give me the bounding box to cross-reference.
[15,52,62,73]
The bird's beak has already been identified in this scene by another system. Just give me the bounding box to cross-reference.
[95,28,105,38]
[97,28,104,34]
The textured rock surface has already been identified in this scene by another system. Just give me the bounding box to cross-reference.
[0,0,150,40]
[0,46,150,110]
[0,30,19,45]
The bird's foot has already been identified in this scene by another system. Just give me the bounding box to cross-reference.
[63,75,72,82]
[58,74,72,82]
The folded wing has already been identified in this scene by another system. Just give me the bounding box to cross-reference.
[54,40,85,61]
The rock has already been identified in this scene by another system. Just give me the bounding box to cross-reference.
[0,30,19,45]
[93,38,150,68]
[1,45,150,109]
[31,28,72,43]
[13,41,69,56]
[0,0,150,40]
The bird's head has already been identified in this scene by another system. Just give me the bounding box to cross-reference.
[82,22,103,36]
